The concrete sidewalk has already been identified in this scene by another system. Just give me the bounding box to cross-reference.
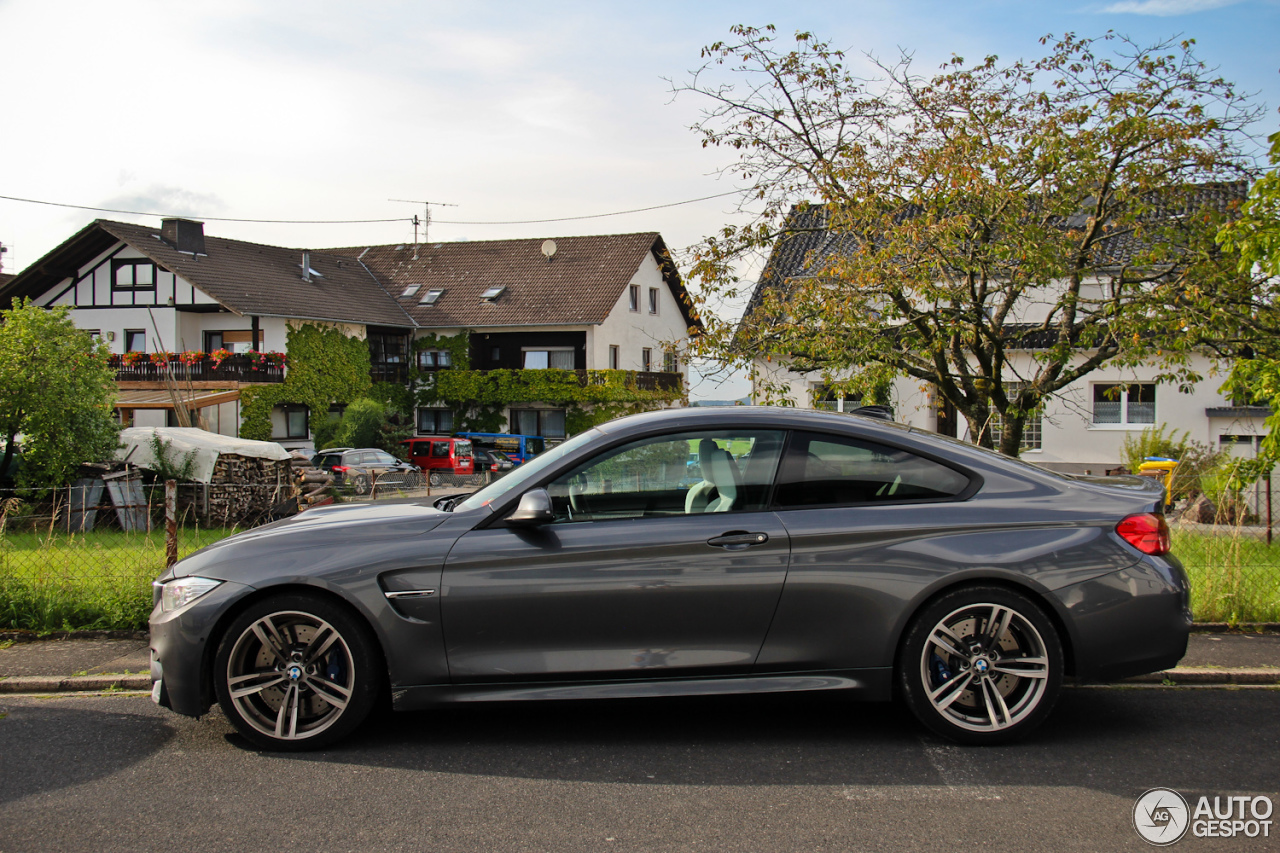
[0,630,1277,694]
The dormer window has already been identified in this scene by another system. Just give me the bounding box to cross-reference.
[401,284,421,298]
[480,286,506,302]
[421,288,445,305]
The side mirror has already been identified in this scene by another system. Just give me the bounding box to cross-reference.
[507,488,555,526]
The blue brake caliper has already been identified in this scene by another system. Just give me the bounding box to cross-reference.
[930,653,953,687]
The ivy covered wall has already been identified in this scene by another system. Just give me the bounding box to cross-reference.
[238,323,372,441]
[239,329,683,442]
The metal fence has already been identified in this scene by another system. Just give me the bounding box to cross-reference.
[1,469,1276,632]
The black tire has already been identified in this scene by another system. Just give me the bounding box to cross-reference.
[898,585,1063,745]
[428,471,443,487]
[351,472,371,495]
[213,592,382,751]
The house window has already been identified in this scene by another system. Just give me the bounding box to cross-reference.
[641,348,652,372]
[609,345,619,370]
[480,286,506,302]
[1092,383,1155,426]
[417,408,454,435]
[401,284,421,298]
[648,287,659,315]
[812,384,862,413]
[522,348,575,369]
[124,330,146,352]
[275,405,309,439]
[629,284,640,312]
[420,288,444,305]
[417,349,453,370]
[988,385,1042,451]
[663,351,678,373]
[511,408,567,438]
[111,259,157,291]
[205,330,263,354]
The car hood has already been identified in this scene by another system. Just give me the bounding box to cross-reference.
[171,501,451,582]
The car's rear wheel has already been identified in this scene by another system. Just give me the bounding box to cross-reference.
[899,586,1062,744]
[213,593,380,751]
[428,471,443,487]
[351,472,371,495]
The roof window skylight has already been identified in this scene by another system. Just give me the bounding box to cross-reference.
[480,286,506,301]
[420,288,445,305]
[401,284,421,298]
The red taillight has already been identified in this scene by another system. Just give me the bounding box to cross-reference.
[1117,513,1171,555]
[331,465,349,473]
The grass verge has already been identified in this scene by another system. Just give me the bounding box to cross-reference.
[0,528,236,632]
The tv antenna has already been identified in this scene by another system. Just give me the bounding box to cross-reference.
[388,199,458,258]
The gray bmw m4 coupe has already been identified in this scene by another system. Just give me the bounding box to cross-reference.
[149,407,1190,750]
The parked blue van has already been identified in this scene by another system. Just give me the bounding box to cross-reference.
[453,433,547,465]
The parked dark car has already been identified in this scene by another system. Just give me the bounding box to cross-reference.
[151,407,1190,750]
[473,447,517,478]
[310,448,421,494]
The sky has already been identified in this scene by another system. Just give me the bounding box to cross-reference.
[1,0,1277,400]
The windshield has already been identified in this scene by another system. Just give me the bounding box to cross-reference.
[454,428,602,512]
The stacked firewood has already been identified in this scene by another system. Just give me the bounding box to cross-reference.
[207,455,297,524]
[290,451,334,508]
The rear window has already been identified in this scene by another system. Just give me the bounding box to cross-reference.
[314,454,343,468]
[774,432,971,508]
[455,440,472,458]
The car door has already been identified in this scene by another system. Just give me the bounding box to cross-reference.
[441,428,792,682]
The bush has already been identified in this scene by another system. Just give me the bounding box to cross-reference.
[1121,425,1225,503]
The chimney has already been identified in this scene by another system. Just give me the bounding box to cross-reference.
[160,219,206,255]
[302,251,311,282]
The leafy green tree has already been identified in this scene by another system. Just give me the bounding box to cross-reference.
[679,26,1263,455]
[334,398,387,449]
[1218,129,1280,477]
[0,299,120,486]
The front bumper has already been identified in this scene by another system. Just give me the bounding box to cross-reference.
[149,578,256,718]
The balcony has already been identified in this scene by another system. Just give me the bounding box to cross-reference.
[111,353,286,384]
[370,363,410,385]
[574,369,683,394]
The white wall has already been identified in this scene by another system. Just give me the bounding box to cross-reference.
[591,252,691,371]
[752,350,1254,472]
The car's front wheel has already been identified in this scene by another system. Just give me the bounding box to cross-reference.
[899,586,1062,745]
[213,593,381,751]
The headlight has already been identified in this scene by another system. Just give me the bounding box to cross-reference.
[159,577,223,612]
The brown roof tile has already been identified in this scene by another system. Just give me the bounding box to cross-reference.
[327,233,696,329]
[97,221,415,328]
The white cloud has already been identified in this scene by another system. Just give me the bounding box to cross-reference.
[1101,0,1244,16]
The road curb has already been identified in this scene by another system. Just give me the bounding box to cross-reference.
[1119,667,1280,685]
[0,674,151,693]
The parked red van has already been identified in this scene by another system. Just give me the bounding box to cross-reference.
[400,436,475,485]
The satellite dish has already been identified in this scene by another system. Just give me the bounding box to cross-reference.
[541,240,557,260]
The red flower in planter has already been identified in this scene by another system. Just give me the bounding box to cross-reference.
[209,348,234,369]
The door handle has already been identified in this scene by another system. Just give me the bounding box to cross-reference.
[707,531,769,549]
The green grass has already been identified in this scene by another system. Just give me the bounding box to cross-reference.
[1171,529,1280,623]
[0,527,237,632]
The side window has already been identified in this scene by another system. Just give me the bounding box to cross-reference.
[545,430,786,523]
[432,442,450,458]
[774,431,971,508]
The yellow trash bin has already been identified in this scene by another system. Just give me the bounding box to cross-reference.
[1137,457,1178,508]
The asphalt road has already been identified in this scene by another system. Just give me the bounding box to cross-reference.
[1,687,1277,852]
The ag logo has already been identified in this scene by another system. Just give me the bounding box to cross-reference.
[1134,788,1190,845]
